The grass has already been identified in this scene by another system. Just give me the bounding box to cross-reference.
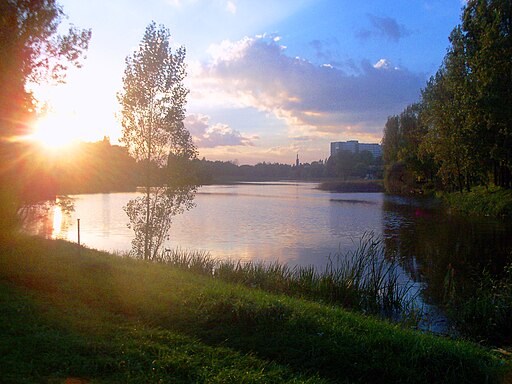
[0,284,321,384]
[158,234,415,321]
[0,235,510,383]
[441,185,512,217]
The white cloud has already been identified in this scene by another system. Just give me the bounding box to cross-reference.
[226,1,236,14]
[185,114,255,148]
[193,35,425,138]
[166,0,199,7]
[206,37,253,64]
[373,58,391,69]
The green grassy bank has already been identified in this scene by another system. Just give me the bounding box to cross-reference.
[441,186,512,217]
[0,236,509,383]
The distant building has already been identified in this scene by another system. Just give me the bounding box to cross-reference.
[358,143,382,159]
[330,140,382,158]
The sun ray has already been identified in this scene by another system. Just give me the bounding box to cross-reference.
[29,113,80,149]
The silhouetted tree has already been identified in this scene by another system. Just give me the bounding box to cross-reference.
[0,0,90,233]
[118,22,197,260]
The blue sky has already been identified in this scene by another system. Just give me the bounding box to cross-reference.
[34,0,465,164]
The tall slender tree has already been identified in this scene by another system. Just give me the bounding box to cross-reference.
[118,22,198,260]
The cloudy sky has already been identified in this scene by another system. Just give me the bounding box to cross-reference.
[35,0,465,164]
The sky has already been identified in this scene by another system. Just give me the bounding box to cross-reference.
[32,0,466,165]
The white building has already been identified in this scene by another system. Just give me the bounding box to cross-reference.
[330,140,382,158]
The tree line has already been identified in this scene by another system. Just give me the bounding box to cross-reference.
[382,0,512,194]
[192,153,382,184]
[33,138,139,195]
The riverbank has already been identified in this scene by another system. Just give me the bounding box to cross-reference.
[441,186,512,217]
[318,179,385,193]
[0,236,509,383]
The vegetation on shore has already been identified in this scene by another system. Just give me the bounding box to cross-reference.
[318,180,384,193]
[441,186,512,218]
[158,234,413,320]
[0,235,509,383]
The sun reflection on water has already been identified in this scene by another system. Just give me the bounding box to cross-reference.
[51,203,63,239]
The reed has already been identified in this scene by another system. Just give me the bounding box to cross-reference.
[157,233,416,321]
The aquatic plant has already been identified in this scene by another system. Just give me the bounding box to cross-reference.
[157,233,417,321]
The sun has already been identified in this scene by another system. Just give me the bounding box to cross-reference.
[30,113,80,149]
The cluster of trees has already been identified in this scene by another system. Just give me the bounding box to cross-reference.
[192,158,322,182]
[325,150,382,180]
[38,138,139,194]
[382,0,512,194]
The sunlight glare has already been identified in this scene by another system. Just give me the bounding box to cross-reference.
[31,114,80,149]
[51,204,63,239]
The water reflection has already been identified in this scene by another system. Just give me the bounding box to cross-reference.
[23,198,72,239]
[381,196,512,308]
[51,204,63,238]
[101,193,111,237]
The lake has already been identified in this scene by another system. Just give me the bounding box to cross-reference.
[27,182,512,329]
[32,182,390,266]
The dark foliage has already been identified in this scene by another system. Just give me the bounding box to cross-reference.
[382,0,512,194]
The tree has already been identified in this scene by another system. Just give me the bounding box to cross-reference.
[381,103,436,193]
[382,115,400,167]
[118,22,198,260]
[0,0,91,233]
[462,0,512,188]
[0,0,91,138]
[420,46,475,192]
[381,0,512,194]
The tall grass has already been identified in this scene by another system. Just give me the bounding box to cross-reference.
[157,233,416,321]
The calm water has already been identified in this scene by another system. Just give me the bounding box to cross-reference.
[33,182,390,266]
[28,182,512,327]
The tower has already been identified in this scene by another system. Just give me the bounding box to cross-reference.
[296,153,299,167]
